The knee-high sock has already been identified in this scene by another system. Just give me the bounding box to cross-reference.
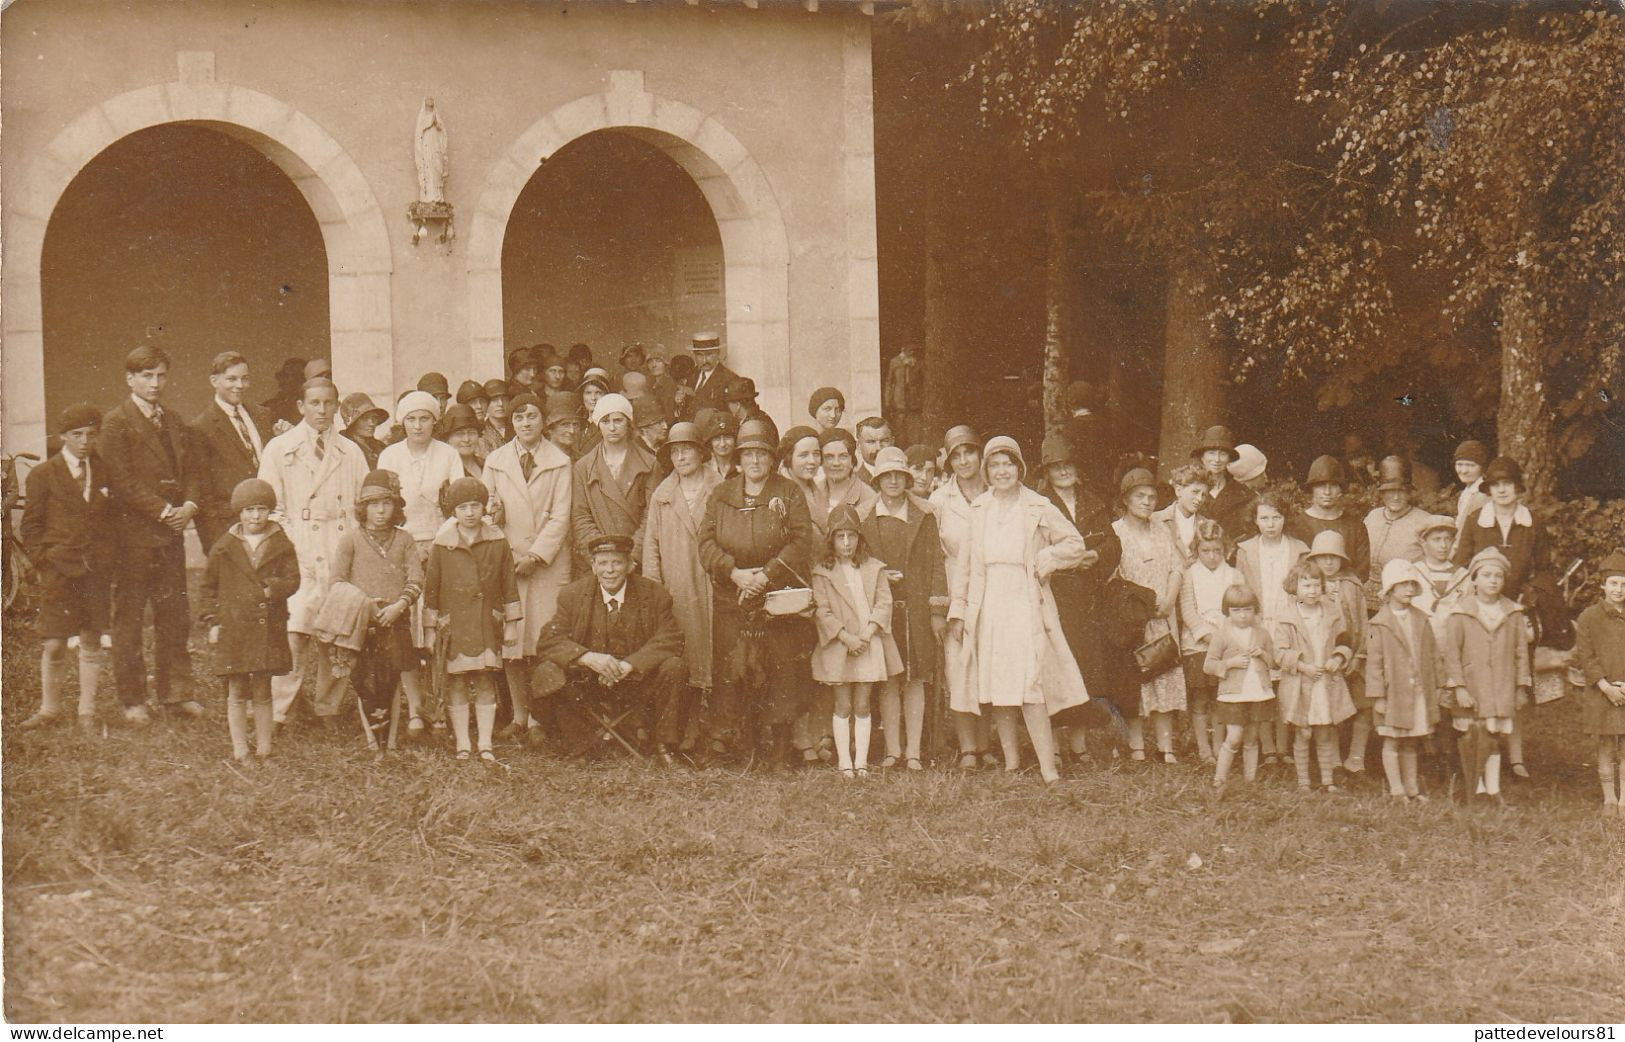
[1399,744,1420,797]
[39,642,67,716]
[1022,703,1057,780]
[227,695,250,759]
[1345,713,1370,771]
[1600,758,1617,804]
[77,645,104,717]
[1382,739,1404,796]
[1193,710,1213,759]
[1126,717,1145,755]
[1214,737,1238,785]
[904,682,926,760]
[1294,729,1313,788]
[475,702,496,752]
[1483,751,1502,795]
[1506,722,1525,767]
[832,713,853,771]
[880,686,902,759]
[1316,729,1338,786]
[852,715,872,771]
[253,699,274,757]
[1153,712,1174,755]
[1242,740,1259,781]
[449,700,472,753]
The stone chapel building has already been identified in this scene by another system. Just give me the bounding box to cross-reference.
[1,0,882,452]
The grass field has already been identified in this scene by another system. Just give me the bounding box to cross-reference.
[4,621,1624,1024]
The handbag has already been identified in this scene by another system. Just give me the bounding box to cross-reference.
[761,563,814,618]
[1133,630,1179,680]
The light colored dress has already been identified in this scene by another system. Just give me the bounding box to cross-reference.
[1113,516,1188,714]
[931,478,980,714]
[975,497,1044,706]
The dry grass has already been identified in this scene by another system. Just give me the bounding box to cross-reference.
[4,621,1624,1023]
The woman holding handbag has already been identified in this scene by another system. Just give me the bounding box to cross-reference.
[1111,467,1188,762]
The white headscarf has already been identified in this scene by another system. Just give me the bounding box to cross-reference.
[590,392,633,425]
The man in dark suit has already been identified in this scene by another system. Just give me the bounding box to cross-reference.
[534,534,686,764]
[680,331,738,422]
[18,403,116,731]
[190,351,273,554]
[99,345,205,724]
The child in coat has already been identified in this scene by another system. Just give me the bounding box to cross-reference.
[1571,549,1625,814]
[423,477,523,762]
[1274,562,1356,791]
[1366,559,1441,801]
[1306,530,1371,775]
[198,479,301,762]
[811,504,902,777]
[18,404,115,732]
[1180,519,1240,762]
[1440,547,1531,800]
[1203,584,1277,787]
[1235,493,1308,766]
[1155,464,1209,569]
[330,469,423,740]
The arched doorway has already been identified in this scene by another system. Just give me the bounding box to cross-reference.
[41,124,328,426]
[466,74,792,420]
[502,130,725,372]
[2,81,393,454]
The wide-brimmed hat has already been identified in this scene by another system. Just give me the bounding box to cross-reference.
[1305,454,1348,488]
[807,386,845,418]
[1453,440,1490,466]
[870,445,911,481]
[229,478,277,514]
[395,390,441,424]
[543,390,579,428]
[1305,529,1352,567]
[1380,558,1422,598]
[725,376,759,404]
[1040,433,1073,469]
[1190,425,1237,462]
[1483,456,1525,491]
[1468,545,1511,578]
[340,393,387,429]
[1228,443,1267,483]
[981,435,1026,479]
[1119,467,1157,501]
[442,403,482,436]
[736,418,778,454]
[1598,549,1625,580]
[942,424,980,458]
[1375,455,1413,493]
[456,380,486,405]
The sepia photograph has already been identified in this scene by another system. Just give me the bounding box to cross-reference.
[0,0,1621,1027]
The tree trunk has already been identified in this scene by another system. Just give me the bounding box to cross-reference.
[1041,194,1076,442]
[1497,281,1557,498]
[921,208,959,441]
[1157,253,1227,479]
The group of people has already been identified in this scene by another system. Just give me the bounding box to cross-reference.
[15,334,1625,810]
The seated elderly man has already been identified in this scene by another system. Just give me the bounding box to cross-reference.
[533,534,687,763]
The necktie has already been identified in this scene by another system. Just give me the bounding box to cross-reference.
[150,404,164,427]
[232,408,258,464]
[314,432,326,461]
[82,459,92,502]
[521,450,534,482]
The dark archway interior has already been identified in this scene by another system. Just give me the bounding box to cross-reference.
[41,123,329,426]
[502,129,724,370]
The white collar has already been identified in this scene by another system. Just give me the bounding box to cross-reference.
[601,584,627,610]
[215,396,248,418]
[61,447,85,474]
[1475,501,1532,529]
[130,394,161,420]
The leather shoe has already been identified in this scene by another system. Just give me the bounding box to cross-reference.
[123,704,152,726]
[19,710,63,731]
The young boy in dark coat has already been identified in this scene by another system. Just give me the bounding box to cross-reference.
[198,478,301,762]
[19,404,116,731]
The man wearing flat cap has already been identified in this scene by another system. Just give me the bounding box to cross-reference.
[680,331,738,422]
[533,533,687,764]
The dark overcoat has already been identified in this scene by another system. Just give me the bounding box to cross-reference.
[198,523,301,676]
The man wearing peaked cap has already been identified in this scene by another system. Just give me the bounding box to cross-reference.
[532,525,688,764]
[681,331,737,422]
